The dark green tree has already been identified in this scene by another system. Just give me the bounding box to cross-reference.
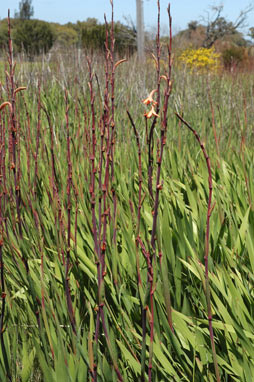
[14,20,54,58]
[15,0,34,20]
[0,20,8,49]
[0,18,20,50]
[222,46,245,69]
[188,21,198,31]
[76,18,135,54]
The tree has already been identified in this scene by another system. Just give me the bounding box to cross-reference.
[14,20,54,58]
[0,18,20,50]
[15,0,34,20]
[202,4,253,48]
[248,27,254,41]
[188,21,198,31]
[0,20,9,49]
[73,18,135,54]
[53,24,78,48]
[222,46,245,69]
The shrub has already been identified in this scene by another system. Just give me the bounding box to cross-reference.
[13,19,55,57]
[53,24,79,48]
[76,18,136,54]
[178,46,221,72]
[0,20,8,50]
[0,18,21,50]
[222,45,245,69]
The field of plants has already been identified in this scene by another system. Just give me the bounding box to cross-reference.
[0,3,254,382]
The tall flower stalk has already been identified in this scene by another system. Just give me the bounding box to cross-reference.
[65,90,76,335]
[128,3,173,381]
[0,102,11,381]
[87,2,125,380]
[175,112,220,382]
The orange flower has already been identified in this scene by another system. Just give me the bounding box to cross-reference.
[142,89,157,106]
[144,105,159,119]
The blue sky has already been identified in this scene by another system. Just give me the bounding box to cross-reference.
[2,1,254,35]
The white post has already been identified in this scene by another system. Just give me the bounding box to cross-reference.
[136,0,145,61]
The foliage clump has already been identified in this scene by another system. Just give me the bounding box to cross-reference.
[13,19,55,57]
[14,0,34,20]
[0,20,8,49]
[53,23,79,48]
[222,45,245,69]
[76,18,136,53]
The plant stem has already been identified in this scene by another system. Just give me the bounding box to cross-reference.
[65,90,76,335]
[175,112,220,382]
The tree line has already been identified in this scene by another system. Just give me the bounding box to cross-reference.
[0,0,253,61]
[0,1,136,58]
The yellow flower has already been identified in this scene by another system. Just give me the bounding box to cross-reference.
[178,47,221,73]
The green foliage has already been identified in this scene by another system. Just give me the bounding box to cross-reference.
[13,19,55,57]
[15,0,34,20]
[53,24,78,48]
[79,18,106,50]
[248,27,254,41]
[222,45,245,69]
[0,18,21,50]
[76,18,136,53]
[0,16,135,56]
[0,19,8,49]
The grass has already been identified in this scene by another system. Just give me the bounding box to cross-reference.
[0,2,254,381]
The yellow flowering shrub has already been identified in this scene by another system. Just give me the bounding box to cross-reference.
[178,47,221,72]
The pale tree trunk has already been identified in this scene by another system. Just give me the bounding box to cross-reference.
[136,0,145,61]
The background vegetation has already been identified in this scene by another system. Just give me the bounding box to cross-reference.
[1,0,254,69]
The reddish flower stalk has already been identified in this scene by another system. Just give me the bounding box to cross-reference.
[87,59,99,259]
[207,80,220,158]
[64,90,76,335]
[97,14,110,256]
[73,185,79,250]
[147,1,162,202]
[150,3,173,257]
[0,112,9,242]
[34,82,41,192]
[6,12,31,280]
[7,11,23,241]
[137,4,174,381]
[126,112,143,237]
[0,111,10,381]
[149,3,173,381]
[89,6,123,381]
[108,1,124,248]
[126,110,143,287]
[40,106,58,198]
[86,58,100,381]
[21,94,32,192]
[175,112,220,382]
[99,15,112,305]
[92,91,106,382]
